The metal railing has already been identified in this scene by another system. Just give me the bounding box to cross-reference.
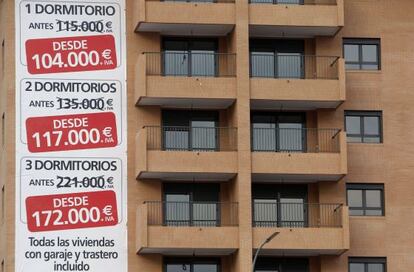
[147,0,235,3]
[253,202,343,228]
[145,201,239,226]
[251,128,340,153]
[250,54,339,79]
[145,126,238,151]
[249,0,336,5]
[145,52,237,77]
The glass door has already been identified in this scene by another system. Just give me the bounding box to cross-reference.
[191,120,217,151]
[276,52,303,79]
[164,194,190,226]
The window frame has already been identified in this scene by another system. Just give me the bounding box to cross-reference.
[343,38,381,70]
[349,257,387,272]
[344,111,383,143]
[346,183,385,216]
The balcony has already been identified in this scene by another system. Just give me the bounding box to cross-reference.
[249,0,344,37]
[250,54,345,110]
[136,52,237,108]
[253,203,350,255]
[251,128,347,182]
[134,0,235,35]
[136,201,239,255]
[136,126,238,181]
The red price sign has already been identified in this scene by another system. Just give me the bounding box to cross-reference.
[25,35,117,74]
[26,112,118,153]
[26,191,118,232]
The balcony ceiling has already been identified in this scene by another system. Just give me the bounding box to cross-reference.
[249,25,339,38]
[254,248,346,256]
[252,173,344,183]
[138,97,235,109]
[251,99,343,111]
[136,23,234,36]
[139,248,237,255]
[138,171,236,182]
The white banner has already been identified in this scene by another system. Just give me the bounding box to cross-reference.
[15,1,127,271]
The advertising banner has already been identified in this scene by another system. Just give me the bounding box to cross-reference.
[15,1,127,271]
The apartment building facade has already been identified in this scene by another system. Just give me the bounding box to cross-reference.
[1,0,414,271]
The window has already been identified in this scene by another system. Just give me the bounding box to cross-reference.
[343,38,380,70]
[349,257,386,272]
[165,258,220,272]
[345,111,382,143]
[162,38,218,77]
[162,110,219,151]
[347,184,384,216]
[251,112,305,152]
[163,183,220,226]
[250,39,304,78]
[253,184,307,227]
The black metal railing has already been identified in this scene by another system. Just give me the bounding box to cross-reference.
[145,201,239,227]
[251,127,340,153]
[148,0,235,3]
[145,126,238,151]
[250,54,339,79]
[253,202,343,228]
[145,52,237,77]
[249,0,336,5]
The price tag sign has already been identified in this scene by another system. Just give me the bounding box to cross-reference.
[15,1,127,271]
[26,112,118,153]
[26,35,117,74]
[26,191,118,232]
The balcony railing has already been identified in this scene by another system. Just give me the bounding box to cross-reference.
[145,126,238,151]
[250,54,339,79]
[249,0,336,5]
[145,52,237,77]
[252,128,340,153]
[145,201,239,226]
[253,202,343,228]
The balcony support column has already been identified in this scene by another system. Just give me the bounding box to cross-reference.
[232,0,253,271]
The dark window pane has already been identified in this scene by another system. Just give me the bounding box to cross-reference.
[349,209,364,216]
[366,190,382,208]
[344,44,359,62]
[364,117,380,135]
[365,209,383,216]
[350,263,365,272]
[346,116,361,134]
[368,263,384,272]
[347,190,363,207]
[362,45,378,62]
